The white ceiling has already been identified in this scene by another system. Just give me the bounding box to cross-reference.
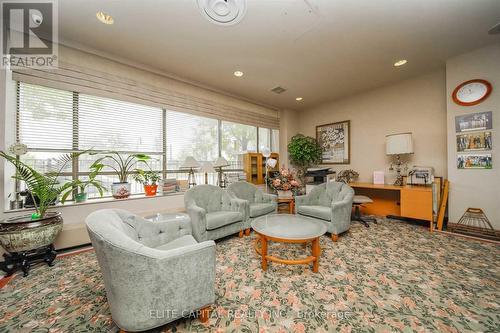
[58,0,500,110]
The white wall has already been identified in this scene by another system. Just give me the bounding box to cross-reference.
[446,44,500,228]
[297,70,448,183]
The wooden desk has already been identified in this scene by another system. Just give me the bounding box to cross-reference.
[350,182,434,231]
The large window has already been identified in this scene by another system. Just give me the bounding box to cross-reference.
[166,111,218,170]
[221,121,257,168]
[15,82,279,199]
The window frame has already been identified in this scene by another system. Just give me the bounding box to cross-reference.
[14,82,279,200]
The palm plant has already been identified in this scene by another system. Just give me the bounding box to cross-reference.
[0,151,84,219]
[90,152,150,183]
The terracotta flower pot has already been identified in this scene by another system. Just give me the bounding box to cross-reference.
[144,184,158,196]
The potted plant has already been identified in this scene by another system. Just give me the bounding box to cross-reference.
[132,169,161,196]
[270,167,301,198]
[0,151,84,276]
[287,134,322,193]
[91,152,150,199]
[60,163,106,203]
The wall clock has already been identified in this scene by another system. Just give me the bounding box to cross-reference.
[452,79,492,106]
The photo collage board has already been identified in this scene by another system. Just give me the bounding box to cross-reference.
[455,111,492,169]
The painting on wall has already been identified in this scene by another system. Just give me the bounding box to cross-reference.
[316,120,350,164]
[455,111,492,133]
[456,131,492,152]
[457,154,492,169]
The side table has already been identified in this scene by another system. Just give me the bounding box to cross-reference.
[277,197,295,214]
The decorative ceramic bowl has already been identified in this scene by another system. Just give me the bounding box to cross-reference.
[111,182,131,199]
[0,212,63,253]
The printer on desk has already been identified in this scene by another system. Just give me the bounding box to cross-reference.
[407,166,434,185]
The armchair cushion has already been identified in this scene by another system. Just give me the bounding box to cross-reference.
[297,205,331,221]
[250,203,276,218]
[206,211,244,230]
[154,235,197,251]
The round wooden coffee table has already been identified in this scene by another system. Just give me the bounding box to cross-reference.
[251,214,327,272]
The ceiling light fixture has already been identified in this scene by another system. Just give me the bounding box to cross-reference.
[394,59,408,67]
[295,97,303,101]
[96,11,114,25]
[234,71,244,77]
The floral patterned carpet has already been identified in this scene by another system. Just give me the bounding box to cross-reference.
[1,219,499,333]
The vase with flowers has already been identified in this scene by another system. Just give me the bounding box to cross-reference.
[270,168,300,198]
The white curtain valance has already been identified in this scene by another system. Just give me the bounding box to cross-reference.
[12,61,280,129]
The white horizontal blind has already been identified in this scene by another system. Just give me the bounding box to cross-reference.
[78,93,163,153]
[12,61,280,129]
[166,110,218,170]
[17,82,74,151]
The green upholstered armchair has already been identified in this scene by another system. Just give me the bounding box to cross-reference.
[227,181,277,232]
[86,209,215,332]
[295,182,354,241]
[184,184,248,241]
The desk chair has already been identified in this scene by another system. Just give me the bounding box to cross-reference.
[352,195,377,227]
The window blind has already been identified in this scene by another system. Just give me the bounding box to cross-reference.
[12,60,280,129]
[17,82,74,151]
[78,93,163,153]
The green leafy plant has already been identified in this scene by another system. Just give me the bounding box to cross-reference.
[90,152,150,183]
[287,134,322,184]
[0,151,84,219]
[60,163,106,203]
[132,169,161,185]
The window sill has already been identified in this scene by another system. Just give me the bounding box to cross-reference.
[4,191,186,214]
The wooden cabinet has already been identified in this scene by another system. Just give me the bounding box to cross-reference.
[242,153,279,185]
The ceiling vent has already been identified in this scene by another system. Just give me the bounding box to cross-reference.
[271,86,287,94]
[197,0,247,26]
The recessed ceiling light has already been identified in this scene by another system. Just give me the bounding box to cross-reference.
[394,59,408,67]
[234,71,244,77]
[295,97,303,101]
[96,11,114,25]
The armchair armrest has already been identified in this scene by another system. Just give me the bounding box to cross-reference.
[185,204,208,241]
[262,193,278,204]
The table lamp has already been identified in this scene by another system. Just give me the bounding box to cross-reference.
[181,156,200,188]
[386,132,413,186]
[213,157,230,188]
[200,162,215,184]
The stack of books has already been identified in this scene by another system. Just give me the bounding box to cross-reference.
[161,179,178,194]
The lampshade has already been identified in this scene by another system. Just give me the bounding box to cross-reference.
[213,157,230,168]
[386,133,414,155]
[200,161,215,173]
[261,148,271,158]
[181,156,200,169]
[266,158,277,168]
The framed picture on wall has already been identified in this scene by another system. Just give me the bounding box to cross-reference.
[455,111,492,133]
[316,120,350,164]
[457,154,492,169]
[456,131,492,152]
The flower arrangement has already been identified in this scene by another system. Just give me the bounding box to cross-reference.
[270,168,300,193]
